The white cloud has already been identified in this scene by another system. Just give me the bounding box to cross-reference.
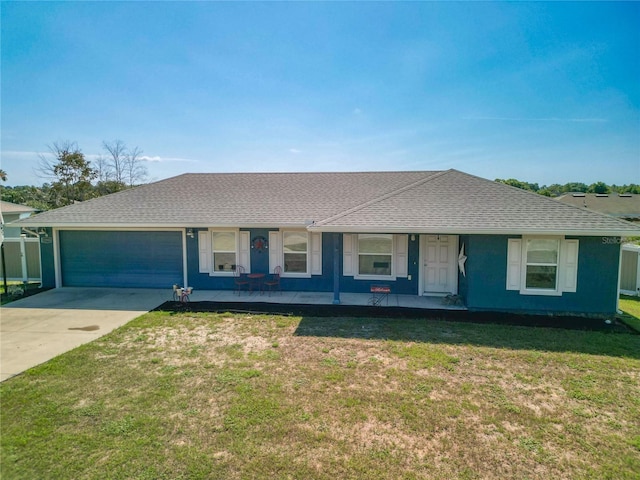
[2,150,45,157]
[353,108,362,115]
[289,148,301,154]
[137,155,198,163]
[83,153,194,163]
[140,155,163,162]
[462,116,608,123]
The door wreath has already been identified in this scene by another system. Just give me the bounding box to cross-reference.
[251,236,268,253]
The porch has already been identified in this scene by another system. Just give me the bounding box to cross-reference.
[183,289,467,311]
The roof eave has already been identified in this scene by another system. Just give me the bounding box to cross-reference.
[307,225,640,236]
[13,219,640,237]
[12,221,311,229]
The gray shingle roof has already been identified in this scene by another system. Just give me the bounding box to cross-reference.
[1,200,37,214]
[556,193,640,220]
[16,169,640,236]
[16,171,438,227]
[311,170,640,235]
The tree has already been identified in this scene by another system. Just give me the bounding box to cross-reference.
[102,140,127,185]
[562,182,588,193]
[538,184,563,197]
[495,179,539,192]
[102,140,147,187]
[37,141,97,207]
[1,185,52,211]
[621,184,640,194]
[587,181,610,194]
[0,169,6,182]
[123,145,147,187]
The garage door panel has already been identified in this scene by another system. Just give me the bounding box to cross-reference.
[60,231,183,288]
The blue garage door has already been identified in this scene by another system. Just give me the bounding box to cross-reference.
[60,231,183,288]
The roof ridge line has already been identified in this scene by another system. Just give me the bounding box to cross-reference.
[312,169,451,227]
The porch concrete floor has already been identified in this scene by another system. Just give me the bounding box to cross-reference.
[185,289,467,311]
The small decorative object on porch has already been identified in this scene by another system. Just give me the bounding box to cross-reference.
[369,284,391,306]
[251,236,268,253]
[443,294,464,306]
[458,243,467,277]
[172,284,193,302]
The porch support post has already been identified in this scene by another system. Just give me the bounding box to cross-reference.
[332,233,340,305]
[182,229,189,289]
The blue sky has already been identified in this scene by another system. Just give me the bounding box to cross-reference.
[2,1,639,187]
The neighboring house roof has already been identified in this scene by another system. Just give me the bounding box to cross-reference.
[1,200,37,215]
[556,193,640,221]
[15,169,640,236]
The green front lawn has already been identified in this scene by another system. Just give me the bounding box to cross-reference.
[619,295,640,333]
[2,312,639,479]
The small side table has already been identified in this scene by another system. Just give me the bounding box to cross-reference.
[369,284,390,306]
[247,273,265,294]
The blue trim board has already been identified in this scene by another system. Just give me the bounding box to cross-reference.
[39,228,55,288]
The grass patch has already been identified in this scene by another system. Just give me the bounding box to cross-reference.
[619,295,640,333]
[2,312,640,479]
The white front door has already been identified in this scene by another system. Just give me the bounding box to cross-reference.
[422,235,458,295]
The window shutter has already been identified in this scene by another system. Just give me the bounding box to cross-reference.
[239,231,251,273]
[198,230,211,273]
[506,238,522,291]
[394,234,408,278]
[343,234,354,276]
[561,239,579,293]
[310,232,322,275]
[269,231,282,273]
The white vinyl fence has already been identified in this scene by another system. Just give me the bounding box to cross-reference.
[0,236,41,282]
[620,244,640,296]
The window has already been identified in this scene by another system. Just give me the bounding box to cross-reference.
[283,231,308,274]
[524,238,559,290]
[270,230,321,277]
[506,236,579,296]
[358,234,392,276]
[212,231,236,272]
[343,234,408,279]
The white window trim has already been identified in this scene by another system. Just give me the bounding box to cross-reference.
[354,234,396,281]
[208,228,240,277]
[520,236,561,296]
[507,235,578,297]
[281,229,311,278]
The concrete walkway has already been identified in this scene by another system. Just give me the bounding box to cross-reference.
[0,288,169,382]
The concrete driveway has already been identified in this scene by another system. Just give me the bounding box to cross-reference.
[0,287,169,382]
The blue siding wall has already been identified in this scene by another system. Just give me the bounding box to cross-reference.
[59,230,183,288]
[187,229,336,291]
[187,230,422,294]
[464,235,620,316]
[339,234,420,295]
[187,230,619,316]
[40,228,56,288]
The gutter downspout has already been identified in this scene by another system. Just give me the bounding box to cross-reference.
[21,228,40,237]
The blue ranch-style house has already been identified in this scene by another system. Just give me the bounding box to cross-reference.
[15,169,640,317]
